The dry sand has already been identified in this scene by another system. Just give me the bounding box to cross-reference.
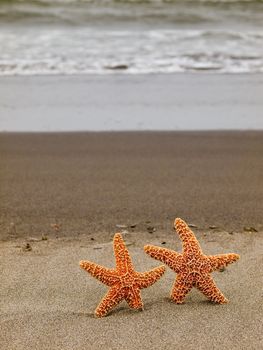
[0,131,263,349]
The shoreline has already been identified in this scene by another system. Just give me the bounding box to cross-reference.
[1,73,263,132]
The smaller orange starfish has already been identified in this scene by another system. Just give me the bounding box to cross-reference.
[80,233,165,317]
[144,218,240,304]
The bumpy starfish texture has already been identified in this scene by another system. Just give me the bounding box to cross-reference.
[144,218,240,304]
[80,233,165,317]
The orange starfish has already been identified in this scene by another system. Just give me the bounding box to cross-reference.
[80,233,165,317]
[144,218,240,304]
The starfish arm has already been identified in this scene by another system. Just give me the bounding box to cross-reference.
[170,274,193,304]
[95,285,125,318]
[135,265,166,289]
[174,218,202,254]
[125,286,143,310]
[79,260,119,287]
[196,275,228,304]
[114,233,134,274]
[207,253,240,272]
[144,245,182,272]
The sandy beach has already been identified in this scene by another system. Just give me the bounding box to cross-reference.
[0,130,262,349]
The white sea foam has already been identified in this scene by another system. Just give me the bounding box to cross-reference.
[0,0,263,75]
[1,28,262,75]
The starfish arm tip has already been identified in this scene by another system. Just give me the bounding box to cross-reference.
[172,299,185,304]
[227,253,240,261]
[143,245,157,257]
[94,308,106,318]
[215,297,229,304]
[114,232,122,240]
[94,287,124,317]
[137,265,166,289]
[208,252,240,272]
[159,265,166,275]
[174,217,182,224]
[174,218,191,233]
[174,217,186,229]
[154,264,166,276]
[153,265,166,278]
[79,260,87,268]
[79,259,94,271]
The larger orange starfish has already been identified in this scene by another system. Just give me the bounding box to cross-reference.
[80,233,165,317]
[144,218,240,304]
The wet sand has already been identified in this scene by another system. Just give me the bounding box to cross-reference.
[0,131,263,349]
[1,74,263,131]
[0,131,263,240]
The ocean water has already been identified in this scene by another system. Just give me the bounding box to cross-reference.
[0,0,263,75]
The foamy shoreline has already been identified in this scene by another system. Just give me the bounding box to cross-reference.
[1,0,263,75]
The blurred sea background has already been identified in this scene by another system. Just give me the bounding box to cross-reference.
[1,0,263,76]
